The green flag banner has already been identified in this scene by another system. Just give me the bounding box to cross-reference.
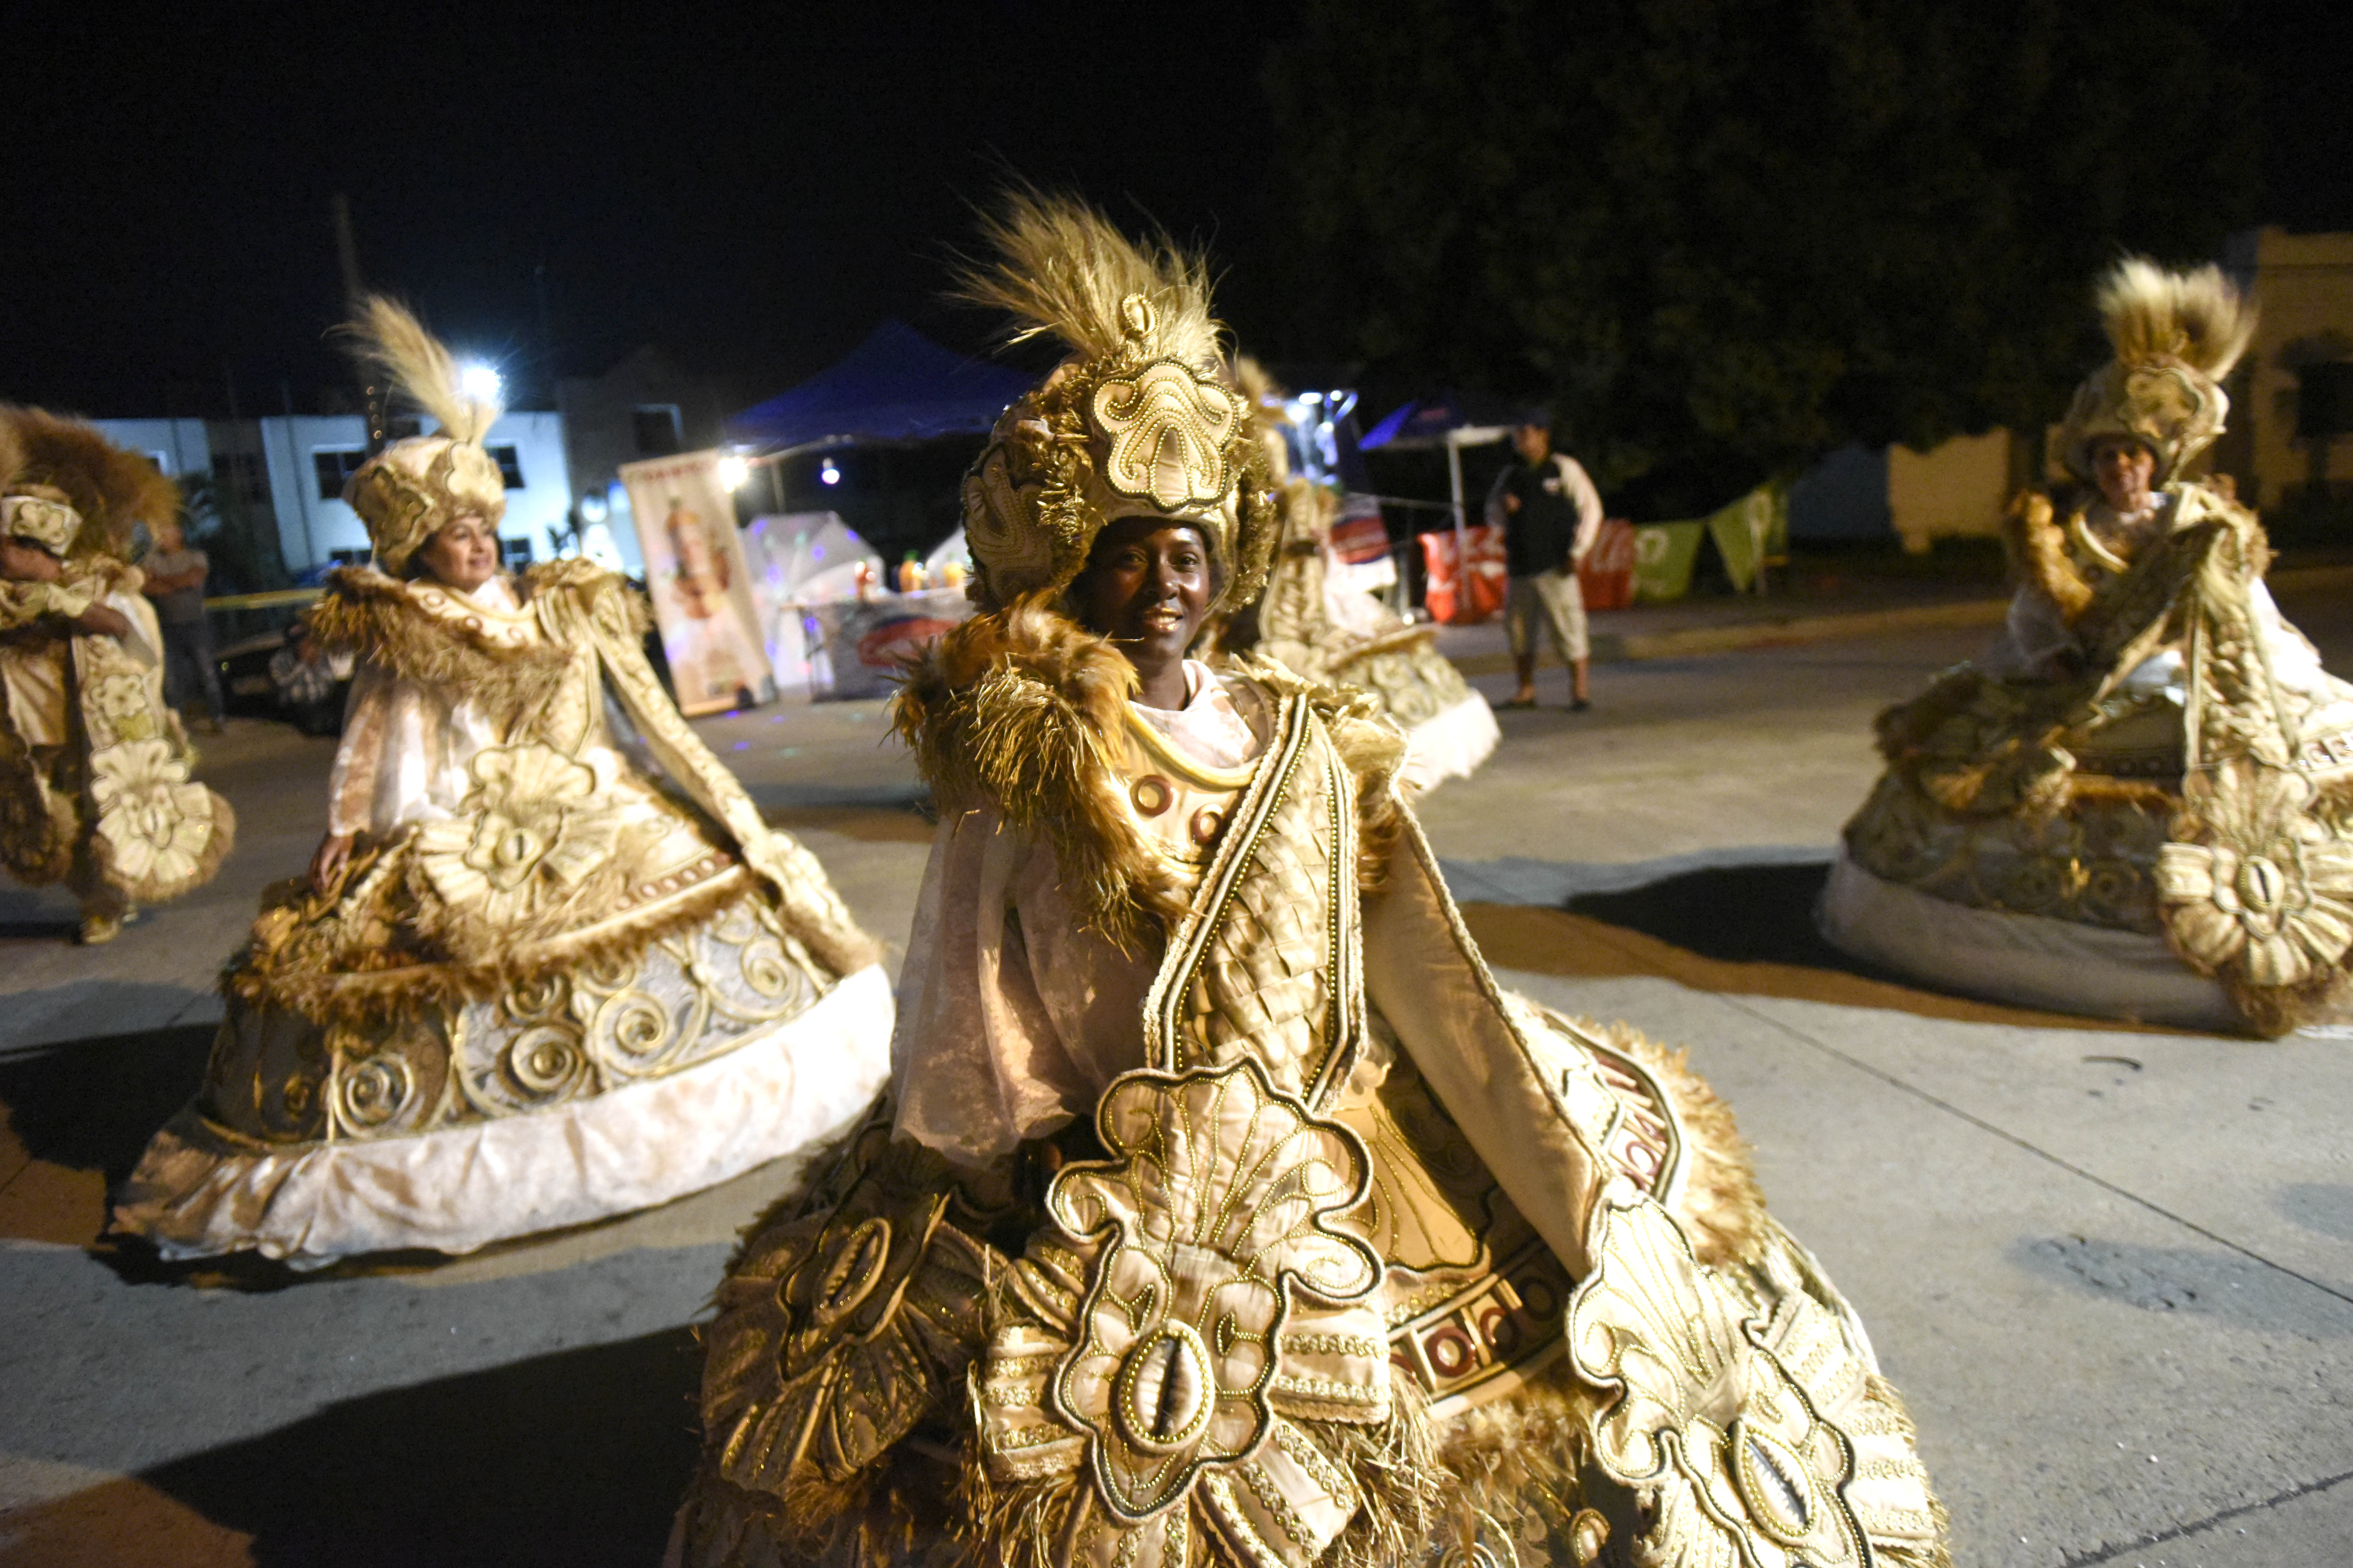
[1630,520,1705,602]
[1704,485,1789,593]
[1631,484,1788,601]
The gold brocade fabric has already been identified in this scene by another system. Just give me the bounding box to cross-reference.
[1844,482,2353,1033]
[190,563,872,1153]
[0,561,233,903]
[1251,491,1480,737]
[677,685,1945,1568]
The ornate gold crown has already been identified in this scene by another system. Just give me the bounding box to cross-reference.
[338,298,507,574]
[2058,259,2255,485]
[0,489,82,555]
[343,438,507,575]
[956,197,1275,614]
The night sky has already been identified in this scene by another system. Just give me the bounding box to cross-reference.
[7,2,2349,422]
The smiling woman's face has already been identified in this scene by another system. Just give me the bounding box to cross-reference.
[416,513,500,591]
[2091,438,2157,512]
[1074,515,1215,667]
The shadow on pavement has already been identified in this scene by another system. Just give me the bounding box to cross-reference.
[3,1329,703,1567]
[0,887,76,939]
[1458,858,2194,1036]
[0,1023,213,1188]
[2278,1184,2353,1245]
[1564,859,1854,968]
[2009,1234,2353,1332]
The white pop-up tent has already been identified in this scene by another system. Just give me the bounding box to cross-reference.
[742,512,887,696]
[745,512,884,604]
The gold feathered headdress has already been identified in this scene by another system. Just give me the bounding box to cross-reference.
[339,296,508,574]
[0,406,182,559]
[2058,259,2256,485]
[953,192,1276,614]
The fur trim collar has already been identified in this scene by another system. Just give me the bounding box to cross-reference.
[307,563,628,723]
[892,597,1407,944]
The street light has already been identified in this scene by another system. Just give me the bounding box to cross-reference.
[458,362,502,404]
[716,454,751,491]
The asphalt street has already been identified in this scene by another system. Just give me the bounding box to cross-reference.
[5,583,2353,1566]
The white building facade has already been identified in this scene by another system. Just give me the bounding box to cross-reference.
[91,412,573,578]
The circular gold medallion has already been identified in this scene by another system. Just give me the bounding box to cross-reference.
[1130,775,1174,817]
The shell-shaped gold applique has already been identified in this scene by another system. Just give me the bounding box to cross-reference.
[1091,362,1240,514]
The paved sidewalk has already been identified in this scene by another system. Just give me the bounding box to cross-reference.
[1441,554,2353,669]
[5,578,2353,1564]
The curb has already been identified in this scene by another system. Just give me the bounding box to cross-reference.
[1452,561,2353,670]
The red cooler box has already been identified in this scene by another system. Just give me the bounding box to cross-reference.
[1418,524,1506,625]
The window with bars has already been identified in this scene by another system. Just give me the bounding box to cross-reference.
[313,448,367,500]
[632,405,683,456]
[2298,363,2353,440]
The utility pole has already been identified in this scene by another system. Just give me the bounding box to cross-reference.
[332,193,365,307]
[534,261,553,410]
[333,193,387,453]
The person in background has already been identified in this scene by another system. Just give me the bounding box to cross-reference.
[1484,410,1603,710]
[266,619,346,736]
[0,410,234,943]
[141,515,225,734]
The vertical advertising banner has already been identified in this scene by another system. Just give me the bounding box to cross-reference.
[619,452,777,715]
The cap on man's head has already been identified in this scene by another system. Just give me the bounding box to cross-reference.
[1515,407,1553,431]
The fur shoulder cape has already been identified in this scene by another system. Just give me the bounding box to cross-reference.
[892,597,1407,944]
[306,561,648,719]
[2004,480,2263,627]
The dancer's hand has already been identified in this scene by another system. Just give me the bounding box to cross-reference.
[70,604,132,639]
[309,832,354,896]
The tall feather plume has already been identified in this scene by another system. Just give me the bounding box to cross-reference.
[345,296,502,445]
[0,410,23,496]
[1231,354,1286,418]
[2098,258,2256,380]
[953,190,1223,369]
[2,405,182,554]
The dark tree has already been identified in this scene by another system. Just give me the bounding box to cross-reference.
[1265,0,2257,515]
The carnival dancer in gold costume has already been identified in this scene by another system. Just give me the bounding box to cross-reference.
[0,409,234,944]
[1223,365,1499,792]
[112,300,892,1265]
[1823,260,2353,1036]
[669,197,1946,1568]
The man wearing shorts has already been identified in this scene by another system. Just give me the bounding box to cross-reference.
[1484,412,1603,709]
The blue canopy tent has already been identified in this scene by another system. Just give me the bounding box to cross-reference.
[726,319,1034,451]
[1358,393,1517,536]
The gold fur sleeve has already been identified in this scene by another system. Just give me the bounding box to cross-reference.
[2005,491,2094,624]
[539,569,879,979]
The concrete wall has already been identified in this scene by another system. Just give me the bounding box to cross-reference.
[557,346,726,575]
[1787,443,1891,540]
[87,418,211,480]
[2235,227,2353,508]
[254,412,573,575]
[1887,429,2014,552]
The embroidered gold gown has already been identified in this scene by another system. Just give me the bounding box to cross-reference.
[112,561,892,1264]
[1823,483,2353,1035]
[0,556,233,922]
[1241,483,1497,792]
[669,611,1946,1568]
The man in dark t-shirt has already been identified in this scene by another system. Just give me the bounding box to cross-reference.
[1483,413,1603,708]
[142,518,224,732]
